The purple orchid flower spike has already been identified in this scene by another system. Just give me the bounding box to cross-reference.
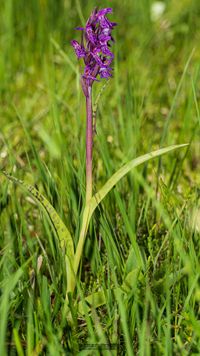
[71,7,117,97]
[71,8,117,203]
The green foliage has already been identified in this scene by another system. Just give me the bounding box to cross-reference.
[1,171,74,257]
[74,144,187,279]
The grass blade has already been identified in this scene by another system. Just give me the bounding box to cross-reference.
[0,268,24,355]
[1,171,75,291]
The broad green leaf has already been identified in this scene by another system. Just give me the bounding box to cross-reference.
[74,144,188,276]
[120,268,141,294]
[78,268,142,315]
[78,289,106,315]
[90,144,188,214]
[1,171,74,260]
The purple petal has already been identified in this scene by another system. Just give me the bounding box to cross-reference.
[71,40,86,58]
[109,21,117,28]
[93,47,101,55]
[99,17,117,29]
[86,26,97,45]
[83,74,99,81]
[99,67,112,78]
[75,26,85,31]
[83,66,99,81]
[86,8,98,27]
[97,8,113,17]
[101,45,114,58]
[90,52,104,66]
[101,28,111,36]
[99,34,112,44]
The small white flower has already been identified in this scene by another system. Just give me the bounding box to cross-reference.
[151,1,166,22]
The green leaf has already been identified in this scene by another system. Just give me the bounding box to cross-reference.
[1,171,74,268]
[90,144,188,214]
[74,144,188,277]
[78,268,142,315]
[2,171,74,256]
[120,268,141,294]
[78,289,106,315]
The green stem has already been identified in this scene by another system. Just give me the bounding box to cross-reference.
[74,204,91,276]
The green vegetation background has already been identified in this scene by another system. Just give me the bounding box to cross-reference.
[0,0,200,354]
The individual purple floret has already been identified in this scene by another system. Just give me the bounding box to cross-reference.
[71,7,117,96]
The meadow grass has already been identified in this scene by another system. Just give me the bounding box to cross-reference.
[0,0,200,354]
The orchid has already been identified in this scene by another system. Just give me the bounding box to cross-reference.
[71,8,117,202]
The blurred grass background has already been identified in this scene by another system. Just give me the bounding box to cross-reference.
[0,0,200,354]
